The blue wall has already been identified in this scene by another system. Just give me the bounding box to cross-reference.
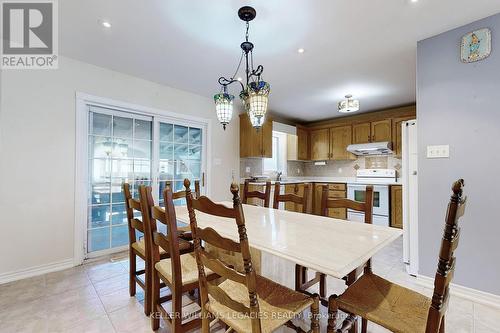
[417,12,500,294]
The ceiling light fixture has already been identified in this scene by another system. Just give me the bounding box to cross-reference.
[298,48,305,53]
[102,21,111,28]
[338,94,360,113]
[410,0,418,3]
[214,6,270,130]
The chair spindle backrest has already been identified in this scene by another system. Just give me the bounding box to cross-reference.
[243,179,271,208]
[185,179,263,333]
[273,182,310,213]
[123,183,150,249]
[426,179,467,333]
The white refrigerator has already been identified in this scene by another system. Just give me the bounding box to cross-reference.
[402,120,418,276]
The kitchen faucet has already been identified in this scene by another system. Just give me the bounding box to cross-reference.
[276,171,282,181]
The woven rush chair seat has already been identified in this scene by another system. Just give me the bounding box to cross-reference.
[131,237,192,257]
[207,275,313,333]
[334,272,431,333]
[155,252,213,286]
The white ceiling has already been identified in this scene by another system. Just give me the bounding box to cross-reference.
[59,0,500,122]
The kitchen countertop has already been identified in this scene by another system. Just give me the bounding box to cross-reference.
[241,176,402,186]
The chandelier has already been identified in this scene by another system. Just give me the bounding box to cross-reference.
[214,6,270,130]
[338,94,360,113]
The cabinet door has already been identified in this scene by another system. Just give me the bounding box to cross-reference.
[392,116,414,158]
[391,185,403,229]
[286,134,298,161]
[352,123,371,144]
[239,114,262,158]
[310,129,330,160]
[330,126,354,160]
[297,127,309,160]
[261,116,273,158]
[371,119,392,142]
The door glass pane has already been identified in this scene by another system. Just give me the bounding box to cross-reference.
[90,113,111,136]
[135,119,152,140]
[159,143,173,160]
[189,128,202,145]
[113,116,133,138]
[174,125,188,143]
[87,109,151,254]
[90,136,112,158]
[160,123,173,142]
[88,228,110,252]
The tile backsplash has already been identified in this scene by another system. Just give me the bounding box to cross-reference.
[241,156,402,179]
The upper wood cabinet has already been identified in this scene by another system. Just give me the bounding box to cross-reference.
[352,123,371,144]
[371,119,392,142]
[297,127,309,160]
[310,126,354,161]
[353,120,392,144]
[310,128,330,161]
[392,116,415,158]
[239,114,273,158]
[330,126,355,161]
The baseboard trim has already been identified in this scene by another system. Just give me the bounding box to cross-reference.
[0,259,75,285]
[416,274,500,309]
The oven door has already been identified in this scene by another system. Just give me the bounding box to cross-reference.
[347,184,389,217]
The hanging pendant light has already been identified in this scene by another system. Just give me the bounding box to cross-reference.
[214,6,270,130]
[214,92,234,130]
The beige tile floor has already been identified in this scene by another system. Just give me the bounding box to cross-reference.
[0,237,499,333]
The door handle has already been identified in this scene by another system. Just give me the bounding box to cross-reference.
[202,172,205,186]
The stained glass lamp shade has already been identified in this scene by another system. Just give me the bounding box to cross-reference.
[214,93,234,130]
[241,80,270,129]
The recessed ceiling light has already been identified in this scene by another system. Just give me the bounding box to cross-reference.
[410,0,418,3]
[297,48,305,54]
[237,77,243,81]
[102,21,112,28]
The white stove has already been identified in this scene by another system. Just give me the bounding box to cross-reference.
[347,169,396,227]
[354,168,397,184]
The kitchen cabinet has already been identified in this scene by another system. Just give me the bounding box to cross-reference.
[310,126,354,161]
[284,183,310,213]
[313,183,347,219]
[390,185,403,229]
[297,127,309,160]
[392,116,414,158]
[239,114,272,158]
[329,126,355,161]
[286,134,298,161]
[310,128,330,160]
[353,120,392,144]
[352,123,372,144]
[371,119,392,142]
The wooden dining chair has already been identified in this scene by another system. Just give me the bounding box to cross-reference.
[273,182,310,213]
[242,179,272,207]
[185,179,320,333]
[141,185,217,332]
[123,183,155,315]
[295,185,374,305]
[327,179,467,333]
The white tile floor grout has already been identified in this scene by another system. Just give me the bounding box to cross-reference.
[0,236,499,332]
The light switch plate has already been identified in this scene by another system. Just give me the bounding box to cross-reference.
[245,166,251,173]
[427,145,450,158]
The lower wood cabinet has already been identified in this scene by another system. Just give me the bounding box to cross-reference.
[284,183,310,213]
[390,185,403,229]
[313,183,347,219]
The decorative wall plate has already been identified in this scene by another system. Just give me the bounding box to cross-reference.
[461,28,492,63]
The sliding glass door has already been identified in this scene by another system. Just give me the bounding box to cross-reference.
[86,105,206,257]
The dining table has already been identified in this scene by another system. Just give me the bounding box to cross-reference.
[175,202,402,280]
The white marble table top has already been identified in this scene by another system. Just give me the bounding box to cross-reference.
[175,202,402,279]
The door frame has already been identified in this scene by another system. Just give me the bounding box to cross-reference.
[74,92,212,265]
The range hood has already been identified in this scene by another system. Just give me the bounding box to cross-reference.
[346,142,393,156]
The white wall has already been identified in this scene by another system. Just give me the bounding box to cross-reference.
[0,56,239,277]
